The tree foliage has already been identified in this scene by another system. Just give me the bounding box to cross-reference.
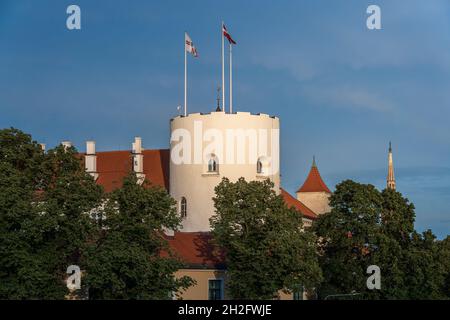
[84,174,193,299]
[314,180,449,300]
[0,128,103,298]
[210,177,322,299]
[0,128,192,299]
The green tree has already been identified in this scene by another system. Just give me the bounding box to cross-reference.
[0,128,64,298]
[38,145,103,297]
[439,236,450,297]
[314,180,448,300]
[313,180,384,299]
[84,174,193,299]
[403,230,447,299]
[0,128,46,188]
[0,128,103,299]
[0,161,60,298]
[380,188,415,244]
[210,177,322,300]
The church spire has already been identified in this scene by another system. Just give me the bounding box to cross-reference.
[387,141,396,190]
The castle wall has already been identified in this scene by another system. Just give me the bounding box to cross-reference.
[170,111,280,232]
[296,192,330,215]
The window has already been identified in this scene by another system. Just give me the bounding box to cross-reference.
[293,291,303,300]
[293,285,304,300]
[208,279,223,300]
[257,159,263,174]
[180,197,187,218]
[207,156,218,173]
[204,154,219,175]
[256,156,269,175]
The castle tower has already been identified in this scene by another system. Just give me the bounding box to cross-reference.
[387,142,396,190]
[296,156,331,215]
[170,111,280,232]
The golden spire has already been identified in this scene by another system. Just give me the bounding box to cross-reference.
[387,141,396,190]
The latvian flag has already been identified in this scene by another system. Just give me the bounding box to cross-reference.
[222,24,236,45]
[185,33,198,57]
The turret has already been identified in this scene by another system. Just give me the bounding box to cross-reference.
[296,156,331,215]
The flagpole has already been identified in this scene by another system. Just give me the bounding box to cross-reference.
[229,42,232,114]
[184,33,187,117]
[221,21,225,112]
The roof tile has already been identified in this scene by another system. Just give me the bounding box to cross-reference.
[89,149,170,193]
[280,188,317,219]
[164,232,225,268]
[297,165,331,193]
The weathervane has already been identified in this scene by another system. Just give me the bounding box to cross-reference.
[216,86,222,112]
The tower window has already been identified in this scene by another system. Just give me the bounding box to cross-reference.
[256,156,269,175]
[207,155,218,173]
[257,159,263,174]
[180,197,187,218]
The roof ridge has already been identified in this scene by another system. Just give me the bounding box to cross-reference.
[92,148,169,154]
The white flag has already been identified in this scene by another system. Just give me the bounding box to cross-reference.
[185,33,198,57]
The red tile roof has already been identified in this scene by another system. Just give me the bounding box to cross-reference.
[164,232,225,269]
[280,188,317,220]
[90,149,170,193]
[296,165,331,193]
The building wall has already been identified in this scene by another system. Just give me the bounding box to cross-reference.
[296,191,331,215]
[175,269,308,300]
[277,290,308,300]
[170,112,280,232]
[175,269,228,300]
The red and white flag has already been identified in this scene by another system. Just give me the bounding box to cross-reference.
[185,33,198,57]
[222,24,236,45]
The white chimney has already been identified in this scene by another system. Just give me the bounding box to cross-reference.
[40,143,46,152]
[86,140,96,155]
[132,137,142,154]
[132,137,145,184]
[85,141,98,180]
[61,141,72,150]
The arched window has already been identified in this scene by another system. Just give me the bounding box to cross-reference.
[256,156,269,175]
[180,197,187,218]
[208,156,218,173]
[257,159,263,174]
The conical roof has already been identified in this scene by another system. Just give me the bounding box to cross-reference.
[296,157,331,193]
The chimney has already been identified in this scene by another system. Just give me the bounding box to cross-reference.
[132,137,145,184]
[132,136,142,154]
[40,143,46,152]
[85,141,99,180]
[61,141,73,150]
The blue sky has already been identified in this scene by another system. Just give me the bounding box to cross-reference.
[1,0,449,238]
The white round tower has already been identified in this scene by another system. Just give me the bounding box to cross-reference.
[170,111,280,232]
